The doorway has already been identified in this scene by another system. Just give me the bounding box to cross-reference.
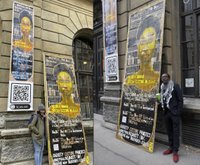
[73,32,93,120]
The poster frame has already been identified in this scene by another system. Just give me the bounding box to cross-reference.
[43,53,89,164]
[116,0,166,153]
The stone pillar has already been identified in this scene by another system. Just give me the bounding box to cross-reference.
[100,0,128,129]
[101,83,121,130]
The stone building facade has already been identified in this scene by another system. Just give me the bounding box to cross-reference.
[97,0,200,149]
[0,0,93,164]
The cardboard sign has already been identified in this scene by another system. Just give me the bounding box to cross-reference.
[44,54,89,164]
[116,0,166,153]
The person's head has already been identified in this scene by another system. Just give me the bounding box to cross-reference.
[37,103,45,117]
[54,64,74,96]
[161,73,170,85]
[137,16,160,64]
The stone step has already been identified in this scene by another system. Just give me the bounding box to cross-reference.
[0,155,48,165]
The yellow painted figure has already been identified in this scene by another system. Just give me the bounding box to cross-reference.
[13,16,33,52]
[50,71,80,118]
[125,25,159,92]
[48,66,89,165]
[105,0,115,25]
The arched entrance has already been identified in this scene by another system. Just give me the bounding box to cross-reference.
[73,29,93,119]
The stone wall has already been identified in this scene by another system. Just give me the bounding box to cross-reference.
[0,0,93,163]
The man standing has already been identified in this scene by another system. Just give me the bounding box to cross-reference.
[160,73,183,163]
[28,104,46,165]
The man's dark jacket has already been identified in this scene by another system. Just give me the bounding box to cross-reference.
[164,83,183,116]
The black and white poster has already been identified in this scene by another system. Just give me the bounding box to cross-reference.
[116,0,166,152]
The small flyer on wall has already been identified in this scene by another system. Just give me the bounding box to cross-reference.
[7,1,34,111]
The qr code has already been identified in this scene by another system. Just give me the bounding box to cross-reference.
[11,83,31,103]
[106,57,117,74]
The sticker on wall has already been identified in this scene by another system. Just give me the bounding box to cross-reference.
[185,78,194,88]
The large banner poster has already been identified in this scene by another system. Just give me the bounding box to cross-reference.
[44,54,89,165]
[7,1,34,111]
[102,0,119,82]
[116,0,166,153]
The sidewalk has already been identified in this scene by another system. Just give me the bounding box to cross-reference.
[94,114,200,165]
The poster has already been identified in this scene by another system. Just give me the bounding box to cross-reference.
[116,0,166,152]
[44,54,89,165]
[102,0,119,82]
[7,1,34,111]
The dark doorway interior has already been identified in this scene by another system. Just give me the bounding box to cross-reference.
[73,34,94,120]
[93,0,104,114]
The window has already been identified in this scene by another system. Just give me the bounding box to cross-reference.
[182,0,193,12]
[94,0,102,26]
[181,0,200,96]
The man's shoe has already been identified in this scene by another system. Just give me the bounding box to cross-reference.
[173,153,179,163]
[163,149,173,155]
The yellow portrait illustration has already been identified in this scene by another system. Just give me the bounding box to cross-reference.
[13,11,33,52]
[125,16,161,92]
[47,63,89,165]
[49,64,80,118]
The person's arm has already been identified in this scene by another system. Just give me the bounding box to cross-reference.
[175,84,183,113]
[28,114,39,135]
